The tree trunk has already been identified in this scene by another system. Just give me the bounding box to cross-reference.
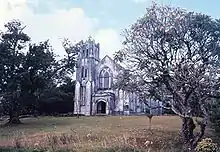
[181,117,196,151]
[7,111,22,125]
[193,119,206,147]
[181,117,206,151]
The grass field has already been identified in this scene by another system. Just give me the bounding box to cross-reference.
[0,116,217,151]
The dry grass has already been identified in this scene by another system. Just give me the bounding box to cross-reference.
[0,116,199,151]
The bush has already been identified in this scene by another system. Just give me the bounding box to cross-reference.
[38,100,74,115]
[195,138,219,152]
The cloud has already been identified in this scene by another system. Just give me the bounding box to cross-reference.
[0,0,28,29]
[95,29,122,58]
[0,0,121,58]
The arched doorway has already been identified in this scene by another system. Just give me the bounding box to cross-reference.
[97,101,106,114]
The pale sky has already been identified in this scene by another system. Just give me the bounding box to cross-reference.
[1,0,220,59]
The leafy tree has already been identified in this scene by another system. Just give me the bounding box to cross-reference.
[39,76,75,115]
[58,76,75,103]
[114,3,220,149]
[19,40,58,115]
[0,20,30,124]
[0,20,80,123]
[0,20,59,124]
[34,39,79,115]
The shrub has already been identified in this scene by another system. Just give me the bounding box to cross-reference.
[195,138,218,152]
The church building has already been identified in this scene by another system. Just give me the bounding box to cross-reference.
[73,37,162,116]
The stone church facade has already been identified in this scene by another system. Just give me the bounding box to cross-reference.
[74,37,162,116]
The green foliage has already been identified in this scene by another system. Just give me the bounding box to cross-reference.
[114,2,220,148]
[195,138,219,152]
[0,20,59,123]
[209,99,220,134]
[0,20,78,122]
[0,20,31,123]
[38,77,75,115]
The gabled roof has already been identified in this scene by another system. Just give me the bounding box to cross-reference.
[100,55,124,70]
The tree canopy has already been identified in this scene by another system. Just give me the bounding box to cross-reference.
[114,3,220,149]
[0,20,78,124]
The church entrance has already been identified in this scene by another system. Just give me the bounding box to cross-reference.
[97,101,106,114]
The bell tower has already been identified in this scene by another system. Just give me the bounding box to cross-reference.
[74,36,100,116]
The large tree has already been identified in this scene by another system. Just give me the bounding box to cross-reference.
[39,76,75,115]
[0,20,79,124]
[19,40,58,115]
[114,3,220,149]
[0,20,31,124]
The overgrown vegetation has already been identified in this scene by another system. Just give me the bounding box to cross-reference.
[0,116,219,152]
[195,138,218,152]
[0,148,74,152]
[0,147,146,152]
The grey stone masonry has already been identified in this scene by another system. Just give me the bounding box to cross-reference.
[74,37,162,116]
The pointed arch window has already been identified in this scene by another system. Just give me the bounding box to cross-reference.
[85,68,88,78]
[86,49,89,57]
[80,86,86,105]
[103,72,109,88]
[82,50,84,57]
[99,67,112,89]
[81,67,84,78]
[81,67,88,79]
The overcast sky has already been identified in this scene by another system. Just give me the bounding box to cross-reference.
[1,0,220,59]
